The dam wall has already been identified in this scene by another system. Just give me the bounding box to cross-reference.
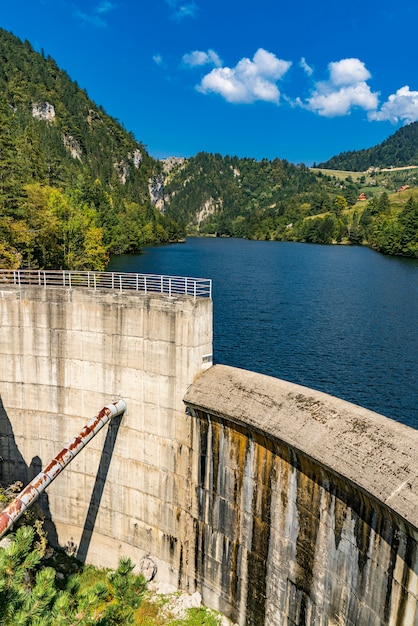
[184,365,418,626]
[0,283,212,584]
[0,281,417,625]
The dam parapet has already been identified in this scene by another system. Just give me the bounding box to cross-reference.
[184,365,418,625]
[0,269,212,299]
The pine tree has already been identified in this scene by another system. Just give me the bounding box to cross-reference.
[0,525,147,624]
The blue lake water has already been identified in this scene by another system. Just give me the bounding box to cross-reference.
[107,238,418,429]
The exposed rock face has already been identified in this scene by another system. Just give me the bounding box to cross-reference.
[114,150,144,184]
[195,198,218,226]
[114,160,129,184]
[161,156,186,175]
[154,157,187,213]
[149,173,165,212]
[32,101,56,122]
[87,108,102,125]
[63,135,82,160]
[131,149,143,169]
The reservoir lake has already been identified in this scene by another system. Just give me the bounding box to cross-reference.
[107,238,418,429]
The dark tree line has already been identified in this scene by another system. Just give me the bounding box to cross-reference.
[317,122,418,170]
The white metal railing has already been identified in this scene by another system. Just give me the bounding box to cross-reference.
[0,270,212,300]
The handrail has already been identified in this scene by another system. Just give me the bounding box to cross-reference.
[0,400,127,539]
[0,270,212,300]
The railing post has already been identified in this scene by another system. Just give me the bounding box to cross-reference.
[69,272,71,289]
[160,275,164,294]
[136,274,139,291]
[169,278,172,297]
[119,274,122,291]
[93,273,96,290]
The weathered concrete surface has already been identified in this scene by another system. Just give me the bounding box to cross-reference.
[184,365,418,526]
[184,365,418,625]
[0,285,212,584]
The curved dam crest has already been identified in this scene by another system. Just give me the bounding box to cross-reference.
[185,366,418,625]
[0,280,416,625]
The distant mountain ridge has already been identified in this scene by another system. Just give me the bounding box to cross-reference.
[317,122,418,171]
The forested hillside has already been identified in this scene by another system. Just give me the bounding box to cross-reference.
[164,152,352,238]
[164,152,418,257]
[317,122,418,171]
[0,28,182,270]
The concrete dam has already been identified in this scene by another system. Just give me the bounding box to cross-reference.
[0,270,417,626]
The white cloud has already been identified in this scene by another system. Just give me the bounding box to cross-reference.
[182,49,222,68]
[74,1,116,26]
[153,54,165,67]
[176,4,197,18]
[328,58,371,86]
[184,50,418,125]
[299,57,313,76]
[368,86,418,124]
[307,83,379,117]
[197,48,291,104]
[302,58,379,117]
[74,10,106,27]
[165,0,198,19]
[96,1,117,14]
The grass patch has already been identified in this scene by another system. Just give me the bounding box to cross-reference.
[170,607,220,625]
[358,185,387,196]
[133,590,228,625]
[389,187,418,207]
[311,168,368,181]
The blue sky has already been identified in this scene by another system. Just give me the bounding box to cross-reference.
[2,0,418,165]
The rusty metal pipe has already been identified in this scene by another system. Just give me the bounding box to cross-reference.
[0,399,127,540]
